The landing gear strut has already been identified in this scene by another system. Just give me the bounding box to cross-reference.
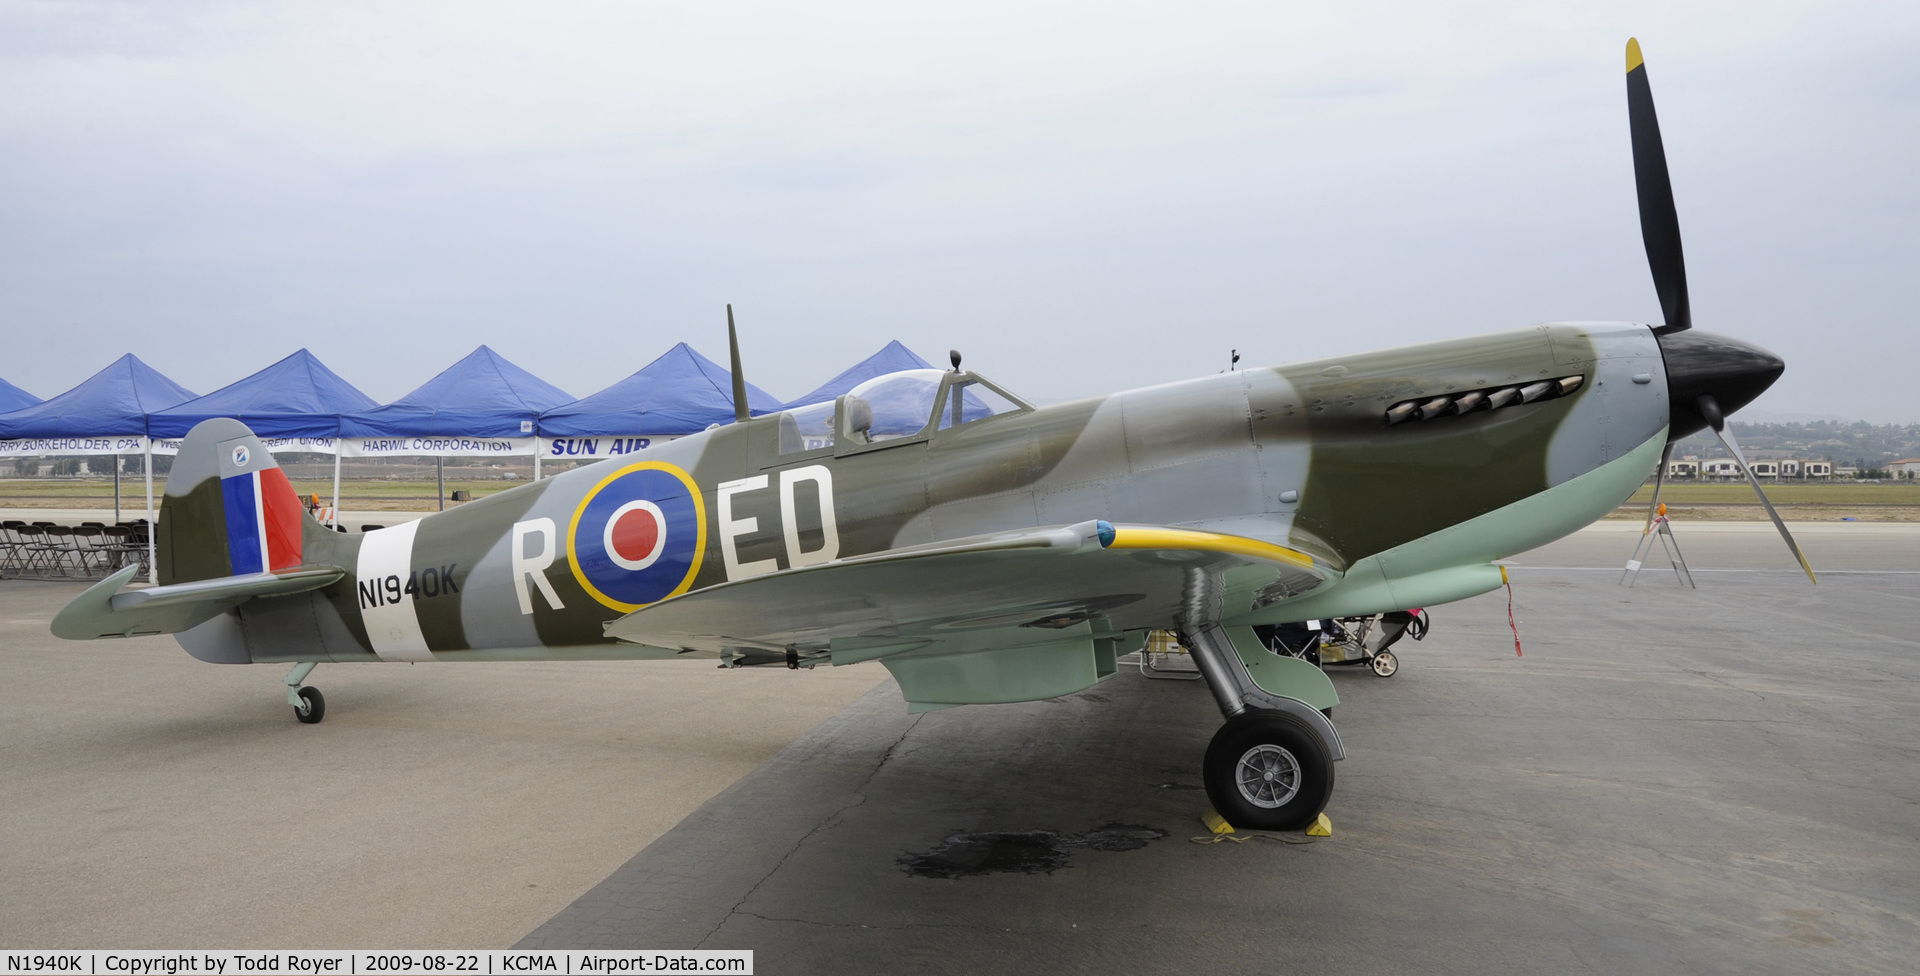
[1178,574,1341,830]
[285,662,325,724]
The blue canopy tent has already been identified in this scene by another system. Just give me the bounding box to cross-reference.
[781,340,935,410]
[0,353,196,443]
[0,374,38,414]
[341,345,572,439]
[340,345,574,509]
[0,353,198,547]
[538,343,782,462]
[151,349,377,523]
[150,349,376,441]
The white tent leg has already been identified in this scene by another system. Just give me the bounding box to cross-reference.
[331,452,341,528]
[533,448,541,481]
[143,441,155,582]
[113,454,121,523]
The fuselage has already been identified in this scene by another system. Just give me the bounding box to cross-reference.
[180,321,1674,665]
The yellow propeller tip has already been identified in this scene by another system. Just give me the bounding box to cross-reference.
[1626,38,1644,74]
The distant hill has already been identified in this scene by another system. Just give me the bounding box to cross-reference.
[1673,420,1920,469]
[1731,410,1863,424]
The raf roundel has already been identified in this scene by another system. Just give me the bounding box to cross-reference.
[568,462,707,612]
[604,499,668,571]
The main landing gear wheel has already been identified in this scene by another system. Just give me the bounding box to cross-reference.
[293,686,325,724]
[1203,709,1334,831]
[1371,650,1399,677]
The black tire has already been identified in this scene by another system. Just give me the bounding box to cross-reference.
[1203,709,1334,831]
[294,686,326,724]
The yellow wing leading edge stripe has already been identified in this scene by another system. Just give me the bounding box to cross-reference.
[1106,526,1316,570]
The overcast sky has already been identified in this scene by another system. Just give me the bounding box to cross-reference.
[4,1,1916,421]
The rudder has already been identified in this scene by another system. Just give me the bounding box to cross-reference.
[158,418,320,584]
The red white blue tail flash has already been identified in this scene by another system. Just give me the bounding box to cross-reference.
[221,467,303,574]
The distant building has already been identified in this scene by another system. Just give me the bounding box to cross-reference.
[1890,458,1920,480]
[1688,457,1834,479]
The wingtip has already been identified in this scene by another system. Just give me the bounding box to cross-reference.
[1626,37,1644,74]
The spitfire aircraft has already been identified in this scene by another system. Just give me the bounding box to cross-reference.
[53,40,1811,831]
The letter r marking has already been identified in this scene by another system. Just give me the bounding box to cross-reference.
[512,517,566,614]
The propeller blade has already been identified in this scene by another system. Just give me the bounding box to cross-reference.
[1644,441,1674,535]
[1626,38,1691,334]
[1698,395,1816,583]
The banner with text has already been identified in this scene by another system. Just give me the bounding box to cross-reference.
[0,435,149,457]
[538,435,679,460]
[337,436,534,459]
[0,437,337,457]
[149,437,335,457]
[1,435,686,460]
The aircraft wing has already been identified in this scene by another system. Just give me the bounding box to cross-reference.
[604,520,1331,659]
[52,564,348,640]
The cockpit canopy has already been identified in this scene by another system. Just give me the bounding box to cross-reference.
[849,368,947,437]
[777,367,1028,455]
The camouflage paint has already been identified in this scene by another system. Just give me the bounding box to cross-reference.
[71,323,1670,680]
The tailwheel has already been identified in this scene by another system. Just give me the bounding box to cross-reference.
[1203,709,1334,831]
[1370,650,1399,677]
[293,686,326,724]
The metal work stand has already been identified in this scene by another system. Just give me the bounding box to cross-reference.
[1130,629,1201,680]
[1621,515,1695,588]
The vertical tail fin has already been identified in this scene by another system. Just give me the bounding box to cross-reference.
[157,419,323,584]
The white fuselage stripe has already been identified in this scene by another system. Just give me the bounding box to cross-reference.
[356,519,435,661]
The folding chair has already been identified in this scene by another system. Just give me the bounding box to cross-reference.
[41,525,80,579]
[100,525,133,573]
[88,525,124,578]
[18,526,61,579]
[9,525,36,578]
[0,522,23,578]
[125,520,153,581]
[70,525,109,579]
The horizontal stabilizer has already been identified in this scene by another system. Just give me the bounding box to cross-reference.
[52,564,346,640]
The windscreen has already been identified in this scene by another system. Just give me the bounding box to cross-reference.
[937,379,1022,430]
